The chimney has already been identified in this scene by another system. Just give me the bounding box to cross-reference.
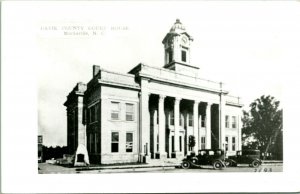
[93,65,100,77]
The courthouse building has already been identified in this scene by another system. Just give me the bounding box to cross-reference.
[64,19,243,164]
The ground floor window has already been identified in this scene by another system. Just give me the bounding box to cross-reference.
[111,132,119,153]
[171,136,174,152]
[232,136,236,151]
[225,136,229,151]
[179,136,182,152]
[201,136,206,149]
[126,132,133,152]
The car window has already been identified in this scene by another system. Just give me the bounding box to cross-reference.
[216,150,221,155]
[199,151,206,155]
[209,151,214,155]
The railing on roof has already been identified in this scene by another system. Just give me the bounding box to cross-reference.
[140,64,222,91]
[226,95,242,105]
[99,69,139,87]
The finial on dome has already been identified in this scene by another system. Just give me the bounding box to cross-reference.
[170,18,186,33]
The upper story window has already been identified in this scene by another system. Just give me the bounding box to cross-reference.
[170,111,174,125]
[232,116,237,128]
[201,115,206,128]
[89,104,98,123]
[179,115,183,126]
[188,114,193,127]
[111,102,120,120]
[126,103,134,121]
[181,50,187,62]
[225,115,229,128]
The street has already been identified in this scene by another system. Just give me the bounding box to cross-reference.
[38,163,282,174]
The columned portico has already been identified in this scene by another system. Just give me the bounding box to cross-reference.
[193,100,200,152]
[156,95,167,159]
[206,102,212,149]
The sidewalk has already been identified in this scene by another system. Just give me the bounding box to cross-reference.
[76,159,181,171]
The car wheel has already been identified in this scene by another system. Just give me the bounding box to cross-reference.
[252,160,260,168]
[191,158,198,164]
[213,161,223,170]
[181,161,190,169]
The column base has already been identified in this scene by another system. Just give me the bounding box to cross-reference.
[139,153,151,163]
[155,152,167,159]
[171,151,184,159]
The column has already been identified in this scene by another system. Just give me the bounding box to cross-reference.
[157,95,167,159]
[219,95,226,149]
[198,115,202,150]
[193,100,200,153]
[173,97,182,158]
[153,110,158,155]
[206,102,212,149]
[139,91,150,162]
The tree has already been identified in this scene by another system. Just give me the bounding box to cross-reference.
[242,95,282,160]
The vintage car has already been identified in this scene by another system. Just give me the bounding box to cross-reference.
[226,149,262,167]
[181,149,227,170]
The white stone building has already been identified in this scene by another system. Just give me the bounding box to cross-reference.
[64,19,243,164]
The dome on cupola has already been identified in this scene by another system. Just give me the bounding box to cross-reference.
[169,19,186,33]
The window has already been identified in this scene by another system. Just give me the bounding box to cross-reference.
[188,114,193,127]
[126,133,133,152]
[90,133,94,153]
[156,135,159,152]
[232,137,236,151]
[179,115,183,126]
[201,136,206,149]
[225,115,229,128]
[179,136,182,152]
[90,105,96,123]
[201,115,206,127]
[232,116,237,128]
[225,136,229,151]
[95,133,100,153]
[181,50,187,62]
[170,111,174,125]
[111,132,119,152]
[111,102,120,120]
[126,103,134,121]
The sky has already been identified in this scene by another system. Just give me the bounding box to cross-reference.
[5,1,298,146]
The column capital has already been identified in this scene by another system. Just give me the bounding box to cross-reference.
[139,91,151,97]
[159,94,166,100]
[175,97,182,102]
[206,102,213,106]
[194,100,201,104]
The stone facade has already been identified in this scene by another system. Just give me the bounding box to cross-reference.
[64,19,243,164]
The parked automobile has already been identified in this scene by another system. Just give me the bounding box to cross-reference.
[181,149,227,170]
[226,149,262,167]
